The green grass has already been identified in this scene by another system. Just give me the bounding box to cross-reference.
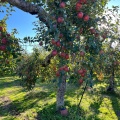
[0,76,120,120]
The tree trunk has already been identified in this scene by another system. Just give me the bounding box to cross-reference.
[107,66,115,92]
[56,75,66,110]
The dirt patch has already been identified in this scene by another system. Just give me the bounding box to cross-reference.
[0,96,19,116]
[0,96,11,106]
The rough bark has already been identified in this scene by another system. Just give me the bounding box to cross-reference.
[107,67,115,92]
[56,75,66,110]
[107,76,114,92]
[41,53,53,67]
[7,0,49,27]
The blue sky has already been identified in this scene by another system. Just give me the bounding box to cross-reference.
[0,0,120,53]
[0,5,38,53]
[107,0,120,8]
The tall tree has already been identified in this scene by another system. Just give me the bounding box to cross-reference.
[1,0,119,111]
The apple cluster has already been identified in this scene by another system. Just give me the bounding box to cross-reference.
[78,68,87,85]
[56,65,69,77]
[0,26,10,51]
[37,0,109,85]
[76,1,89,21]
[0,26,21,60]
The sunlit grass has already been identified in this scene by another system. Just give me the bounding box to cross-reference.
[0,76,120,120]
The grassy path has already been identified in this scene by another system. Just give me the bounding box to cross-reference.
[0,76,120,120]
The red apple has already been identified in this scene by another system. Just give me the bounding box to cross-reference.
[59,33,63,38]
[102,34,106,39]
[51,39,56,45]
[83,69,87,73]
[62,46,66,51]
[0,45,6,51]
[57,17,64,23]
[65,54,69,59]
[76,2,82,8]
[90,28,96,34]
[76,2,82,11]
[60,2,66,8]
[56,41,61,47]
[78,69,84,74]
[95,33,99,37]
[52,50,57,56]
[80,51,85,57]
[81,73,85,77]
[79,79,83,84]
[56,71,60,77]
[78,68,86,76]
[64,66,69,72]
[77,12,83,19]
[59,66,64,71]
[39,41,43,46]
[84,0,87,4]
[1,38,7,44]
[99,50,104,54]
[60,52,66,58]
[83,15,89,21]
[0,26,2,31]
[76,7,80,11]
[60,109,68,116]
[7,34,10,37]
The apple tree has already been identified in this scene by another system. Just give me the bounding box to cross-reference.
[98,41,120,92]
[91,7,120,92]
[3,0,120,112]
[0,20,22,76]
[16,47,60,89]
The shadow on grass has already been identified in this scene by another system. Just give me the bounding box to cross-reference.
[101,91,120,119]
[36,99,103,120]
[0,78,21,90]
[0,99,39,116]
[24,91,52,100]
[0,90,52,117]
[36,101,86,120]
[86,93,103,120]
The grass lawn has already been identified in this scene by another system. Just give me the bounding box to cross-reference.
[0,76,120,120]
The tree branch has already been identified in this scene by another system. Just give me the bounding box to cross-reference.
[7,0,49,27]
[6,0,54,67]
[41,53,53,67]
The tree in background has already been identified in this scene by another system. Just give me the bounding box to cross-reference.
[100,41,120,92]
[0,19,22,76]
[16,47,60,89]
[94,7,120,92]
